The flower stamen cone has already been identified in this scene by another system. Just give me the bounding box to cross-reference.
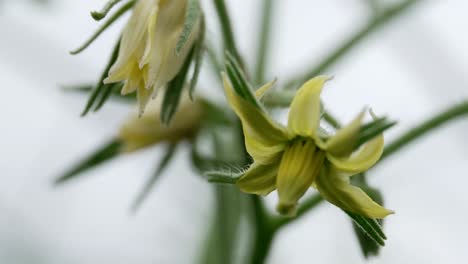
[276,140,325,216]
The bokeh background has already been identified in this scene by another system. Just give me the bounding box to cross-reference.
[1,0,468,263]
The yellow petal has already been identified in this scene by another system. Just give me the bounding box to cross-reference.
[223,74,290,164]
[137,85,154,117]
[315,166,393,219]
[119,92,203,152]
[236,162,279,195]
[276,140,324,216]
[324,109,366,157]
[254,78,277,100]
[326,134,384,174]
[109,0,158,77]
[244,132,285,164]
[287,76,330,138]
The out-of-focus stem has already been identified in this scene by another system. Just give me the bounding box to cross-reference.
[381,100,468,162]
[254,0,275,85]
[284,0,420,89]
[212,0,243,66]
[249,196,275,264]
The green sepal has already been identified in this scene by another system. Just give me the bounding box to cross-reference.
[61,82,134,103]
[204,170,242,184]
[356,117,396,149]
[54,139,122,185]
[352,186,384,258]
[70,1,134,55]
[161,46,195,125]
[130,143,177,212]
[176,0,202,55]
[90,0,124,21]
[188,16,205,99]
[224,52,259,108]
[344,210,386,246]
[81,39,121,116]
[348,174,386,258]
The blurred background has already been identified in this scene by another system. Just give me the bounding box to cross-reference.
[1,0,468,263]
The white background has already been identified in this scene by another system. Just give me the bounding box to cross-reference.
[1,0,468,263]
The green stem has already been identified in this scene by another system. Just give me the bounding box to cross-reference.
[249,196,275,264]
[213,0,243,65]
[254,0,275,85]
[322,111,341,129]
[381,100,468,162]
[284,0,420,88]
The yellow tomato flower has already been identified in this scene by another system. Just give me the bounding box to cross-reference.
[104,0,200,115]
[223,74,394,218]
[118,92,203,152]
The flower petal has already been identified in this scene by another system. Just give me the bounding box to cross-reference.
[223,74,290,164]
[109,0,159,77]
[236,162,279,195]
[326,134,384,174]
[324,109,366,157]
[276,140,324,216]
[287,76,330,137]
[315,166,393,219]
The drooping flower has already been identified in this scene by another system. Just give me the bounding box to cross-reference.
[223,74,394,218]
[119,92,203,152]
[104,0,201,115]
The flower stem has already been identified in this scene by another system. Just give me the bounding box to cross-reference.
[254,0,276,85]
[213,0,243,66]
[381,100,468,162]
[249,196,275,264]
[284,0,421,88]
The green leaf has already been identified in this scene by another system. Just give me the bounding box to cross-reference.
[131,143,177,212]
[90,0,124,21]
[70,1,134,55]
[188,16,205,99]
[161,46,195,124]
[81,39,121,116]
[54,139,122,185]
[176,0,201,55]
[344,210,386,246]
